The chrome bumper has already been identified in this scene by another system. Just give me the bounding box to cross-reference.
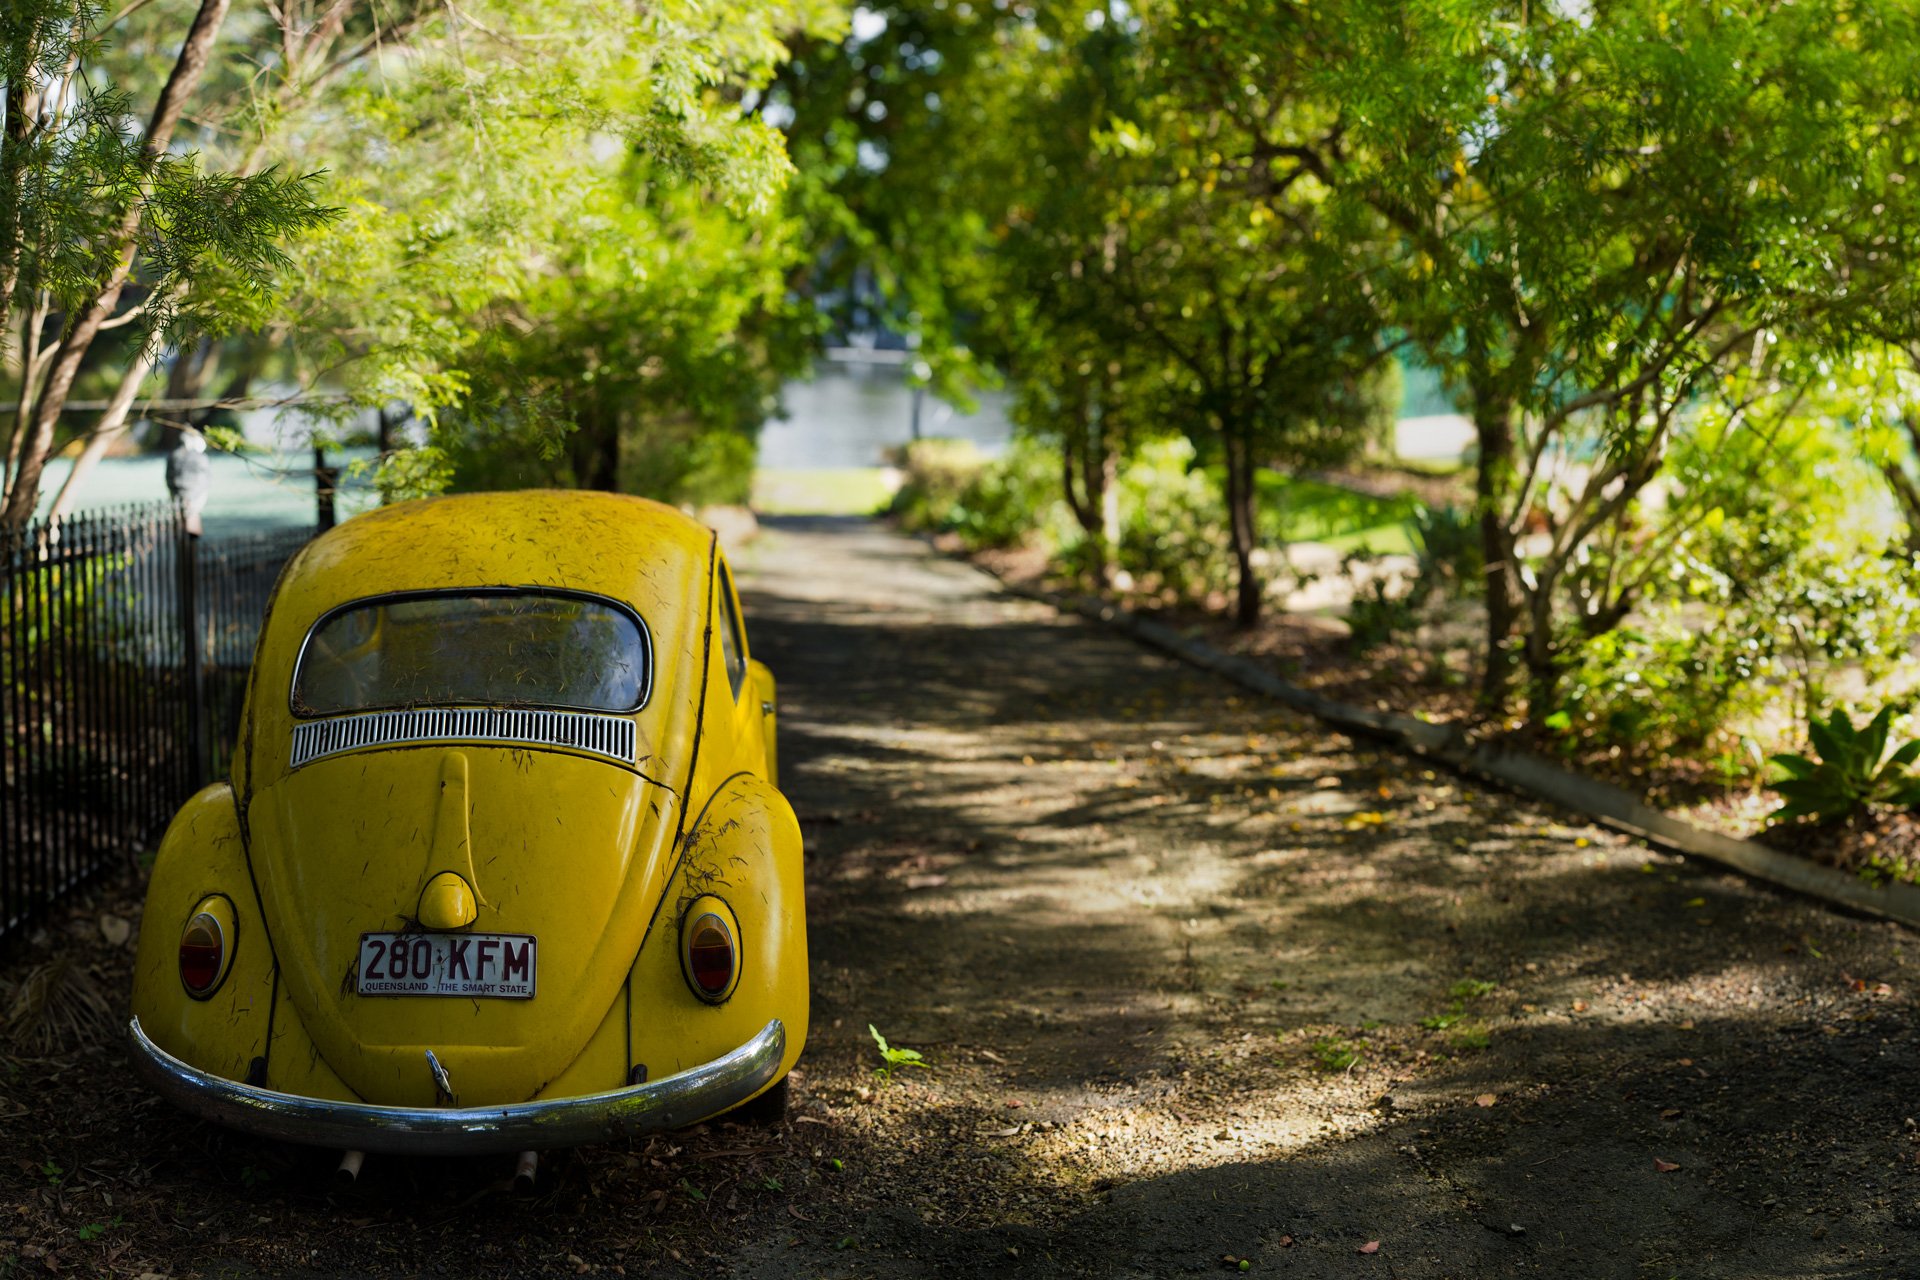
[126,1015,785,1155]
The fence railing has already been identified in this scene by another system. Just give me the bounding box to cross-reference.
[1,503,312,942]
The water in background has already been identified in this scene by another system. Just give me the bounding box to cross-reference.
[31,358,1463,529]
[30,448,380,537]
[760,364,1014,468]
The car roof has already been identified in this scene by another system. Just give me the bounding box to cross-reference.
[278,490,715,618]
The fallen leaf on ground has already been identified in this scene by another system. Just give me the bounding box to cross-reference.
[1653,1158,1680,1172]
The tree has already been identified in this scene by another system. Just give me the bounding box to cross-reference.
[1323,0,1920,719]
[0,0,330,527]
[439,167,817,504]
[4,0,847,522]
[782,4,1393,623]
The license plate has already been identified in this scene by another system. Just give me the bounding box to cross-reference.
[356,933,536,999]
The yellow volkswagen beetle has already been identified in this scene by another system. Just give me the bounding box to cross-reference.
[127,491,805,1166]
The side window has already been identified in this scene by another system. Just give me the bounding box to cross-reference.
[717,561,748,701]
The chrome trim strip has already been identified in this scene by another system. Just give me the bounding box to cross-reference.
[126,1016,785,1155]
[289,708,637,770]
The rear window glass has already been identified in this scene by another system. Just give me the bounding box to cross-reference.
[293,592,650,716]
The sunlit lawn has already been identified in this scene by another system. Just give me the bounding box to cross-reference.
[752,467,897,516]
[752,464,1425,547]
[1255,473,1423,556]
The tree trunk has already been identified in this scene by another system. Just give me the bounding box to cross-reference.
[1223,422,1262,627]
[0,0,233,529]
[3,298,50,502]
[0,59,38,365]
[573,413,619,491]
[1881,422,1920,556]
[1472,395,1520,716]
[1060,384,1115,590]
[1520,607,1561,733]
[44,340,162,523]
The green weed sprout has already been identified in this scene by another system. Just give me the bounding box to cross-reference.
[869,1024,931,1081]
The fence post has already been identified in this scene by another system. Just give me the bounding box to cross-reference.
[314,446,339,532]
[177,516,208,791]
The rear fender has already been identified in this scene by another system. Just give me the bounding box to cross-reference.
[130,784,275,1084]
[748,660,779,787]
[628,773,806,1103]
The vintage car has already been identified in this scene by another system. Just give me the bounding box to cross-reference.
[127,490,805,1167]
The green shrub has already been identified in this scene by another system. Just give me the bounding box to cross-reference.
[886,437,987,534]
[943,436,1063,549]
[1115,439,1236,602]
[1343,551,1420,652]
[1768,705,1920,823]
[887,436,1066,550]
[1410,503,1482,602]
[1546,614,1767,763]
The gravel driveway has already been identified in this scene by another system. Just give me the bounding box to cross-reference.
[5,515,1917,1278]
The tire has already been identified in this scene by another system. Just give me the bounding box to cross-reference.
[732,1074,790,1125]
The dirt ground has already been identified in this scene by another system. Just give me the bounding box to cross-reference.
[6,515,1920,1278]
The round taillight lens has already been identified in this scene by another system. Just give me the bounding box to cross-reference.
[179,910,227,998]
[681,902,739,1002]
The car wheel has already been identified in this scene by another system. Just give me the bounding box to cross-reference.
[733,1074,790,1125]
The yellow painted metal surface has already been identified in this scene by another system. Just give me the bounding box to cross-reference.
[417,872,478,931]
[130,491,806,1126]
[627,773,808,1103]
[131,784,274,1082]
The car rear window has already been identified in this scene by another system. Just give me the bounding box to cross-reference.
[293,591,650,715]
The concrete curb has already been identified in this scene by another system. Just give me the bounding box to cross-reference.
[1006,581,1920,932]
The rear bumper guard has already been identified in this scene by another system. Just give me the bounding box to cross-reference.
[126,1015,785,1155]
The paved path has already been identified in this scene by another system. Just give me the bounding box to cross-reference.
[15,516,1918,1279]
[727,516,1920,1279]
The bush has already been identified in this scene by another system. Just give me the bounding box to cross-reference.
[1345,572,1420,652]
[1768,705,1920,823]
[1410,503,1482,603]
[944,437,1063,550]
[1115,439,1236,602]
[887,436,1065,549]
[887,438,988,534]
[1546,613,1769,763]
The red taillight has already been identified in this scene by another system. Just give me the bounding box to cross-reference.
[681,903,739,1002]
[179,912,225,997]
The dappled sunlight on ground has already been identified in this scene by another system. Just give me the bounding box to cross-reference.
[8,515,1917,1278]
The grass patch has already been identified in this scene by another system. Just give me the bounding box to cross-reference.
[1251,473,1423,555]
[1308,1033,1364,1072]
[752,468,896,516]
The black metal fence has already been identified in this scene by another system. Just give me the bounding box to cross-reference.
[1,503,312,942]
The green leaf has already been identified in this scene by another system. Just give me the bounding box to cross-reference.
[1808,712,1849,769]
[1861,705,1894,771]
[1769,752,1819,780]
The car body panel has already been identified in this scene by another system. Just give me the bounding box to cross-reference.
[626,772,807,1092]
[131,783,274,1079]
[244,746,679,1106]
